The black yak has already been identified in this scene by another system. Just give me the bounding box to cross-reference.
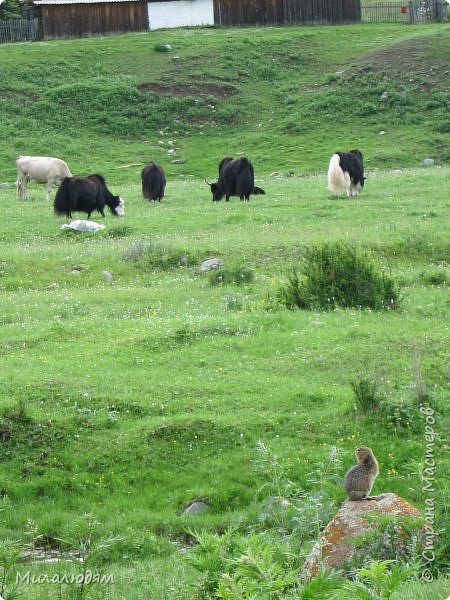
[54,174,124,219]
[141,162,166,202]
[206,157,265,202]
[328,149,365,197]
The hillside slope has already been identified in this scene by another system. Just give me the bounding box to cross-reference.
[0,23,448,183]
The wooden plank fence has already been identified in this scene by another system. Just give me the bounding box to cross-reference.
[0,0,447,43]
[0,18,41,43]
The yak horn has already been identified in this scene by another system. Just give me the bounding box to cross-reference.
[204,179,212,186]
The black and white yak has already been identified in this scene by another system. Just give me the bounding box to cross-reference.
[328,150,365,197]
[54,174,124,219]
[16,155,72,201]
[206,157,265,201]
[141,162,166,202]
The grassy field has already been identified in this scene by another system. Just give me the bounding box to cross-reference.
[0,21,449,599]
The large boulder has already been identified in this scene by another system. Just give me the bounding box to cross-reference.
[303,493,422,579]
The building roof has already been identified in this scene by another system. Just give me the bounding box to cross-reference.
[33,0,142,4]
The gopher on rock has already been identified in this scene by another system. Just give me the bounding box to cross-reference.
[344,446,379,501]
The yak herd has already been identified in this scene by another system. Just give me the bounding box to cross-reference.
[14,150,365,220]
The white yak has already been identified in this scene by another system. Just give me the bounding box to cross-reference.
[16,155,72,200]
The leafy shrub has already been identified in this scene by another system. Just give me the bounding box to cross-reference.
[0,0,20,19]
[420,267,448,286]
[343,560,417,598]
[209,266,254,286]
[277,242,401,311]
[106,224,133,238]
[122,241,197,271]
[351,378,382,413]
[380,399,421,433]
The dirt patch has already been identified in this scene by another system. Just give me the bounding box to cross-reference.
[138,82,236,99]
[353,37,450,89]
[355,38,430,72]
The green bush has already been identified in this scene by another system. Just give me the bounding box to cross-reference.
[209,266,254,286]
[421,267,448,286]
[122,241,197,271]
[351,378,382,413]
[278,242,401,311]
[0,0,20,19]
[106,224,133,238]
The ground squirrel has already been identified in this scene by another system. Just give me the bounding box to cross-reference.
[344,446,379,501]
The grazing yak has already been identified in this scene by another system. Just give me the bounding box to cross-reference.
[16,155,72,201]
[54,174,124,219]
[141,162,166,202]
[328,149,365,197]
[206,156,265,201]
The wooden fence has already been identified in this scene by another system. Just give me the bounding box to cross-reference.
[0,0,447,43]
[214,0,361,26]
[361,0,448,23]
[0,18,41,43]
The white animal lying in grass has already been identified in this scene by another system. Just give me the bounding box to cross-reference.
[60,220,105,232]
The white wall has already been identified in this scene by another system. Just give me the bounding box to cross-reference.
[148,0,214,30]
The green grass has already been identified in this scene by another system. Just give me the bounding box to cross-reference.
[0,21,449,599]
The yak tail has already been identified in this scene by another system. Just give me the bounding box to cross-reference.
[328,154,350,196]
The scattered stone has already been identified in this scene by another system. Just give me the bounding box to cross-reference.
[423,158,434,166]
[171,159,186,164]
[380,91,389,101]
[71,263,88,274]
[379,130,386,135]
[0,182,9,188]
[22,548,81,563]
[183,501,209,516]
[200,258,224,272]
[303,493,422,580]
[102,270,113,282]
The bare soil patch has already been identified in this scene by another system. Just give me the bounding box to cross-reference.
[354,37,450,90]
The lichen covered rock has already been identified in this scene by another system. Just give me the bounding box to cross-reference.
[303,493,422,579]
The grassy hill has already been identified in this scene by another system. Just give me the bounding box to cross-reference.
[0,23,449,183]
[0,22,449,599]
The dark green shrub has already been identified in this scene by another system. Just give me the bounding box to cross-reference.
[122,241,196,271]
[351,378,382,413]
[0,0,20,19]
[106,225,133,238]
[381,399,421,432]
[421,268,448,286]
[209,266,254,286]
[278,243,401,311]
